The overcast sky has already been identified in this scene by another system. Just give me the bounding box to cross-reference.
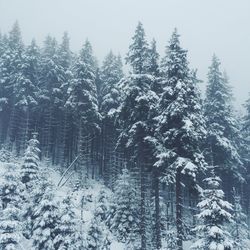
[0,0,249,109]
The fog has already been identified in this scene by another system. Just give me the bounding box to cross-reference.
[0,0,249,109]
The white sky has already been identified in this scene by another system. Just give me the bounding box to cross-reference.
[0,0,249,109]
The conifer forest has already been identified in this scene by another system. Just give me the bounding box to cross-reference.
[0,7,250,250]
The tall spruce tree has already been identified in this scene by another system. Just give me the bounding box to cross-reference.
[0,33,11,144]
[155,29,206,250]
[66,40,100,178]
[0,21,26,152]
[38,35,65,162]
[118,22,158,249]
[99,51,123,186]
[242,94,250,204]
[20,39,40,143]
[56,32,73,166]
[204,55,244,187]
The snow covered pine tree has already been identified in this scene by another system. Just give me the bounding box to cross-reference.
[192,169,233,250]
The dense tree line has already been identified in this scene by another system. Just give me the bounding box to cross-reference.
[0,21,249,249]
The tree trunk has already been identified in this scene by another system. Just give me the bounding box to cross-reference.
[176,168,183,250]
[140,160,147,250]
[154,169,161,249]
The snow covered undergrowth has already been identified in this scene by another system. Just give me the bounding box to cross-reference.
[47,165,126,250]
[0,152,125,250]
[39,164,127,249]
[0,148,249,250]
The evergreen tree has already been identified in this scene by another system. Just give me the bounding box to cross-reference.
[14,39,39,114]
[242,94,250,216]
[66,40,100,132]
[0,21,26,152]
[126,22,149,74]
[0,203,22,250]
[0,164,23,250]
[147,39,162,97]
[58,32,72,71]
[109,168,140,244]
[22,178,48,240]
[66,40,100,177]
[99,51,123,186]
[100,51,123,116]
[32,187,60,250]
[20,132,40,188]
[20,134,40,238]
[164,228,177,250]
[204,55,243,185]
[242,96,250,170]
[87,216,106,250]
[56,32,73,166]
[0,34,11,144]
[54,195,85,250]
[147,39,159,76]
[243,94,250,133]
[118,22,158,249]
[231,188,249,250]
[191,170,233,250]
[94,189,109,222]
[38,35,65,161]
[155,29,206,250]
[19,39,40,142]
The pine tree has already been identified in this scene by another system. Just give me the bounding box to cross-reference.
[0,164,23,250]
[231,188,249,250]
[21,39,40,139]
[155,29,206,250]
[0,203,22,250]
[0,33,11,144]
[99,51,123,186]
[100,51,123,116]
[20,134,41,239]
[191,170,233,250]
[32,187,60,250]
[147,39,159,76]
[56,32,73,166]
[118,22,158,249]
[87,216,106,250]
[243,94,250,133]
[94,189,109,222]
[0,21,26,152]
[242,94,250,219]
[109,168,140,244]
[20,132,40,188]
[22,178,48,240]
[13,39,40,154]
[66,40,100,177]
[126,22,149,74]
[54,195,85,250]
[204,55,244,185]
[66,40,100,133]
[38,35,65,162]
[165,228,177,250]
